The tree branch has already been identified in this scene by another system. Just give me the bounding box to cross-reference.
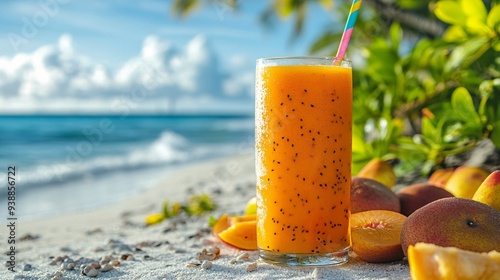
[365,0,446,38]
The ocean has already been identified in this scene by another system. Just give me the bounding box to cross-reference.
[0,115,255,220]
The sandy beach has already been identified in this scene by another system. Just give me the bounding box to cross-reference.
[1,154,410,279]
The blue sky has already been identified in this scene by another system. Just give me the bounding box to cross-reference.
[0,0,340,114]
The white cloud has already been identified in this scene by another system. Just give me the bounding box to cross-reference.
[0,34,254,114]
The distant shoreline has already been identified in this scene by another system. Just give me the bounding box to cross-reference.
[0,113,254,118]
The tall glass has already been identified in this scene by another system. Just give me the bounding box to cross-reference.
[255,57,352,266]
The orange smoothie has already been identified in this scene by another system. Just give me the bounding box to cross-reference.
[256,61,352,256]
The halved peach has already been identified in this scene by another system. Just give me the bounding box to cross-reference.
[218,220,257,250]
[351,210,406,263]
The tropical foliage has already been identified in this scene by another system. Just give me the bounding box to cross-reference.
[171,0,500,175]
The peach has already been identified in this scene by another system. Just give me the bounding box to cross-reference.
[472,170,500,211]
[444,166,489,198]
[350,210,407,263]
[428,168,454,188]
[397,183,454,216]
[401,197,500,256]
[357,158,396,189]
[351,177,400,214]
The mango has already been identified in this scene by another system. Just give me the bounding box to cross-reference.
[212,214,256,236]
[400,197,500,256]
[244,197,257,215]
[357,158,396,189]
[473,170,500,211]
[397,183,454,216]
[444,166,489,198]
[351,177,400,214]
[428,168,454,188]
[218,220,257,250]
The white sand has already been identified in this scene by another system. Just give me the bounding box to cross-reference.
[1,154,410,279]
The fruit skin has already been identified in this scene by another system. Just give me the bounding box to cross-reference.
[428,168,454,188]
[244,197,257,215]
[444,166,489,199]
[397,183,454,216]
[212,214,230,236]
[357,158,396,189]
[350,210,407,263]
[351,177,400,214]
[400,197,500,256]
[473,170,500,211]
[408,242,500,280]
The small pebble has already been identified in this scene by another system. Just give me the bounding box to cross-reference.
[209,247,220,255]
[49,256,63,265]
[60,246,72,252]
[83,266,99,277]
[186,262,200,268]
[197,247,220,261]
[93,247,105,252]
[120,254,134,261]
[201,260,212,270]
[19,233,39,241]
[246,262,258,272]
[90,263,101,269]
[100,263,113,272]
[22,264,32,271]
[61,262,75,270]
[110,260,121,267]
[236,252,249,261]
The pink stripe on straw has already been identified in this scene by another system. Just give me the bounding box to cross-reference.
[334,0,362,65]
[335,28,353,63]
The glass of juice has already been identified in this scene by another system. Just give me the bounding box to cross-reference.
[255,56,352,266]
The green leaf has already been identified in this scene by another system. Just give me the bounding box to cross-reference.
[422,117,441,146]
[493,40,500,51]
[318,0,333,10]
[171,0,200,17]
[491,121,500,149]
[275,0,296,18]
[208,215,218,227]
[465,18,492,35]
[434,1,466,26]
[460,0,487,23]
[398,0,431,9]
[451,87,481,126]
[352,131,369,155]
[145,213,165,226]
[443,25,468,42]
[389,23,402,51]
[487,5,500,31]
[445,37,490,72]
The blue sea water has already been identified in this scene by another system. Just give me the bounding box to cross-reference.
[0,115,255,219]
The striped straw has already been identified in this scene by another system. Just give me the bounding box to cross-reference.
[334,0,362,64]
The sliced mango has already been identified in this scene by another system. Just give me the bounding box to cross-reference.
[218,220,257,250]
